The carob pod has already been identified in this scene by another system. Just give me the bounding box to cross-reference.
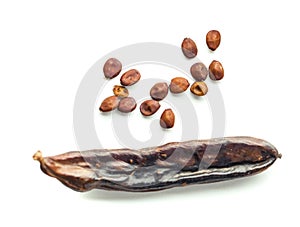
[33,137,281,192]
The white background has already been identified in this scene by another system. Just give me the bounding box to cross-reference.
[1,0,299,226]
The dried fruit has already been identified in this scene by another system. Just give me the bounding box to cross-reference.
[103,58,122,79]
[120,69,141,86]
[160,109,175,128]
[181,38,198,58]
[150,82,169,101]
[99,96,119,112]
[209,60,224,81]
[190,62,208,81]
[140,100,160,116]
[190,81,208,96]
[33,137,281,192]
[169,77,190,93]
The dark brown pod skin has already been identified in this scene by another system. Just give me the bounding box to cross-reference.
[181,38,198,58]
[33,137,281,192]
[103,58,122,79]
[206,30,221,51]
[140,100,161,116]
[209,60,224,81]
[99,96,119,112]
[120,69,141,86]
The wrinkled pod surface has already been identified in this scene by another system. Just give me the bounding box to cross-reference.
[33,137,281,192]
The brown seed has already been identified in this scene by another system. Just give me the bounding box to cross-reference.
[160,109,175,129]
[150,82,169,101]
[113,85,129,98]
[206,30,221,51]
[120,69,141,86]
[190,62,208,81]
[103,58,122,79]
[169,77,190,93]
[118,97,137,113]
[209,60,224,81]
[99,96,119,112]
[190,81,208,96]
[140,100,161,116]
[181,38,198,58]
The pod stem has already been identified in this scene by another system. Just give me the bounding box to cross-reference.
[33,150,44,163]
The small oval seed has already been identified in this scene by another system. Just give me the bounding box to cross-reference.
[206,30,221,51]
[209,60,224,81]
[181,38,198,58]
[150,82,169,101]
[140,100,161,116]
[120,69,141,86]
[169,77,190,93]
[103,58,122,79]
[118,97,137,113]
[190,62,208,81]
[99,96,119,112]
[190,81,208,96]
[113,85,129,98]
[160,109,175,129]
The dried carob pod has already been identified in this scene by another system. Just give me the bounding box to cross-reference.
[33,137,281,192]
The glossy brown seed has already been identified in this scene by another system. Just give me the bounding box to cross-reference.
[209,60,224,81]
[103,58,122,79]
[120,69,141,86]
[169,77,190,93]
[140,100,161,116]
[113,85,129,98]
[99,96,119,112]
[118,97,137,113]
[160,109,175,129]
[150,82,169,101]
[181,38,198,58]
[190,62,208,81]
[190,81,208,96]
[206,30,221,51]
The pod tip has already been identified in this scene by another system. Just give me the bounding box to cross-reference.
[33,150,43,162]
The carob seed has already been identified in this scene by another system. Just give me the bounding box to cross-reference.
[113,85,129,98]
[206,30,221,51]
[190,62,208,81]
[190,81,208,96]
[209,60,224,81]
[160,109,175,128]
[120,69,141,86]
[140,100,161,116]
[181,38,198,58]
[169,77,190,93]
[150,82,169,101]
[103,58,122,79]
[118,97,137,113]
[99,96,119,112]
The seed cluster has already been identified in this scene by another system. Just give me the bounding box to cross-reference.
[99,30,223,129]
